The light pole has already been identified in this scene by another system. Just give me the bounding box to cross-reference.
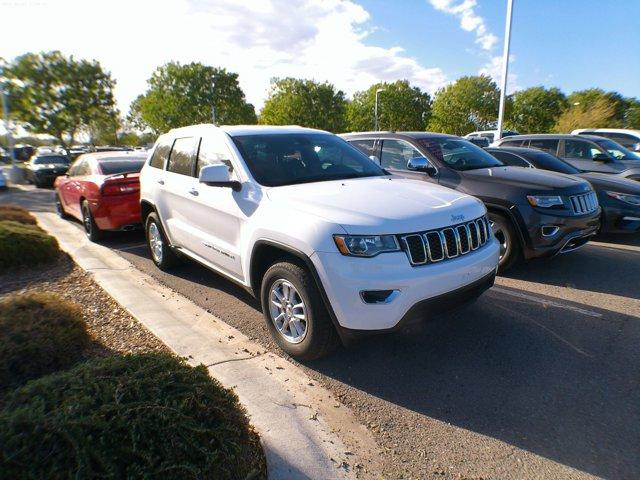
[374,88,384,131]
[496,0,514,141]
[211,80,216,125]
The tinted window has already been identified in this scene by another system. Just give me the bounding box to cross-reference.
[418,138,503,171]
[349,139,376,158]
[593,139,639,161]
[99,159,146,175]
[380,139,422,170]
[490,150,530,167]
[608,133,638,149]
[528,139,559,154]
[149,140,171,169]
[167,137,197,176]
[564,139,603,160]
[499,139,525,147]
[525,150,580,174]
[196,135,235,178]
[231,133,385,187]
[68,159,87,177]
[33,156,68,165]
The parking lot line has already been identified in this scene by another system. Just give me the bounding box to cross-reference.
[491,286,603,318]
[588,241,640,254]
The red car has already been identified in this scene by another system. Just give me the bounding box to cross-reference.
[54,152,147,241]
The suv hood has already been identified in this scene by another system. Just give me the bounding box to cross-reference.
[266,176,486,234]
[577,172,640,194]
[463,166,588,192]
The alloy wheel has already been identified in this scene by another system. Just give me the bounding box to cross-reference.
[268,279,308,344]
[148,222,164,264]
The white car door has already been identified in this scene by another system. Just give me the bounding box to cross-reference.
[181,133,244,281]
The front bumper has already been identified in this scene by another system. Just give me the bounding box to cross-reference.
[600,204,640,233]
[519,205,601,260]
[312,238,500,331]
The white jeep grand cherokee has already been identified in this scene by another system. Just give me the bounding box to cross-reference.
[140,125,500,359]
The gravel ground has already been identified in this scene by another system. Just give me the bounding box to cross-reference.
[0,254,169,358]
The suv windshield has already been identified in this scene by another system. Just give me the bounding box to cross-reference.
[593,139,639,161]
[527,150,580,174]
[418,138,503,171]
[232,133,386,187]
[32,156,68,165]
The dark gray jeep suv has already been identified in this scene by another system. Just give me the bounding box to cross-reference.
[342,132,601,271]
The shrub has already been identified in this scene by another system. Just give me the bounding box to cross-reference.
[0,220,60,270]
[0,204,37,225]
[0,353,266,480]
[0,293,89,391]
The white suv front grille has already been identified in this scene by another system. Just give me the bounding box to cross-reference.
[400,215,490,266]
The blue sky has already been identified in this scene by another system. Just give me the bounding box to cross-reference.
[2,0,639,113]
[362,0,640,98]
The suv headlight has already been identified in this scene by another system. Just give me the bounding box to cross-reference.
[527,195,564,208]
[334,235,400,257]
[606,191,640,206]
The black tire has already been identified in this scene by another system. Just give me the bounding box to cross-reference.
[55,193,70,219]
[260,261,339,361]
[145,212,181,270]
[489,212,521,272]
[81,200,103,242]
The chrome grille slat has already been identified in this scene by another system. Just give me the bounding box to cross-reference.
[570,191,598,215]
[401,215,490,266]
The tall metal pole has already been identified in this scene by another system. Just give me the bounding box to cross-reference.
[496,0,514,140]
[374,88,384,131]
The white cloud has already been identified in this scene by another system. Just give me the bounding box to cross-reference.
[1,0,448,114]
[429,0,498,50]
[478,55,519,93]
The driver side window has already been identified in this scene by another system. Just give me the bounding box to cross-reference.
[564,140,601,160]
[380,139,422,170]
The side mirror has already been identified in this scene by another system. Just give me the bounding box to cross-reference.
[632,142,640,153]
[592,153,610,163]
[368,155,380,165]
[407,156,437,176]
[199,164,241,191]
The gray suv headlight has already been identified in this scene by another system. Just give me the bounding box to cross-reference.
[526,195,564,208]
[606,191,640,206]
[334,235,400,257]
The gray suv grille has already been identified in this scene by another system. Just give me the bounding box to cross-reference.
[400,215,491,266]
[570,191,598,215]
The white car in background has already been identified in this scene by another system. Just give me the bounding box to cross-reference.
[465,129,520,145]
[139,124,500,360]
[571,129,640,155]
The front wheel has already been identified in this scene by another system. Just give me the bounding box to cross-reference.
[55,193,70,219]
[261,261,339,361]
[145,212,181,270]
[489,212,521,272]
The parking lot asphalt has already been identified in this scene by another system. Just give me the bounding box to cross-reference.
[4,184,640,479]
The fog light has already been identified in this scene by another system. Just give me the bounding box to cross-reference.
[360,290,399,304]
[541,225,560,237]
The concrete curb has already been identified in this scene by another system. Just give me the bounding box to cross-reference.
[34,212,380,479]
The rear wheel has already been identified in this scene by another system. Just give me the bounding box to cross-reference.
[81,200,103,242]
[261,261,339,360]
[489,212,520,272]
[145,212,181,270]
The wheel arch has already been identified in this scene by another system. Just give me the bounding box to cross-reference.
[485,203,527,248]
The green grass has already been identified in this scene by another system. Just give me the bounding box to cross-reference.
[0,293,90,391]
[0,353,267,480]
[0,220,60,270]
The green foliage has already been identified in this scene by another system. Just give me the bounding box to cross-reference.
[0,353,266,479]
[0,204,37,225]
[0,220,60,270]
[259,78,347,132]
[623,98,640,129]
[346,80,431,132]
[0,293,89,391]
[4,51,117,150]
[566,89,627,127]
[428,75,503,135]
[129,62,257,133]
[554,97,619,133]
[507,87,568,133]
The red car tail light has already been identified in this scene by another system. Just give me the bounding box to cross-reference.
[102,180,140,196]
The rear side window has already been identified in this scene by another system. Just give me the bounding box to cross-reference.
[167,137,198,176]
[499,139,525,147]
[491,150,530,167]
[349,139,376,157]
[196,134,235,178]
[380,139,422,170]
[529,139,559,154]
[149,140,171,169]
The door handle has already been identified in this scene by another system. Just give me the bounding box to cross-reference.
[188,188,199,196]
[157,179,165,185]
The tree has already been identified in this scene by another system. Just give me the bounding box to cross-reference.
[567,89,626,127]
[129,62,256,133]
[3,51,116,152]
[553,97,618,132]
[428,75,502,135]
[346,80,431,132]
[623,97,640,129]
[507,86,567,133]
[259,78,347,132]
